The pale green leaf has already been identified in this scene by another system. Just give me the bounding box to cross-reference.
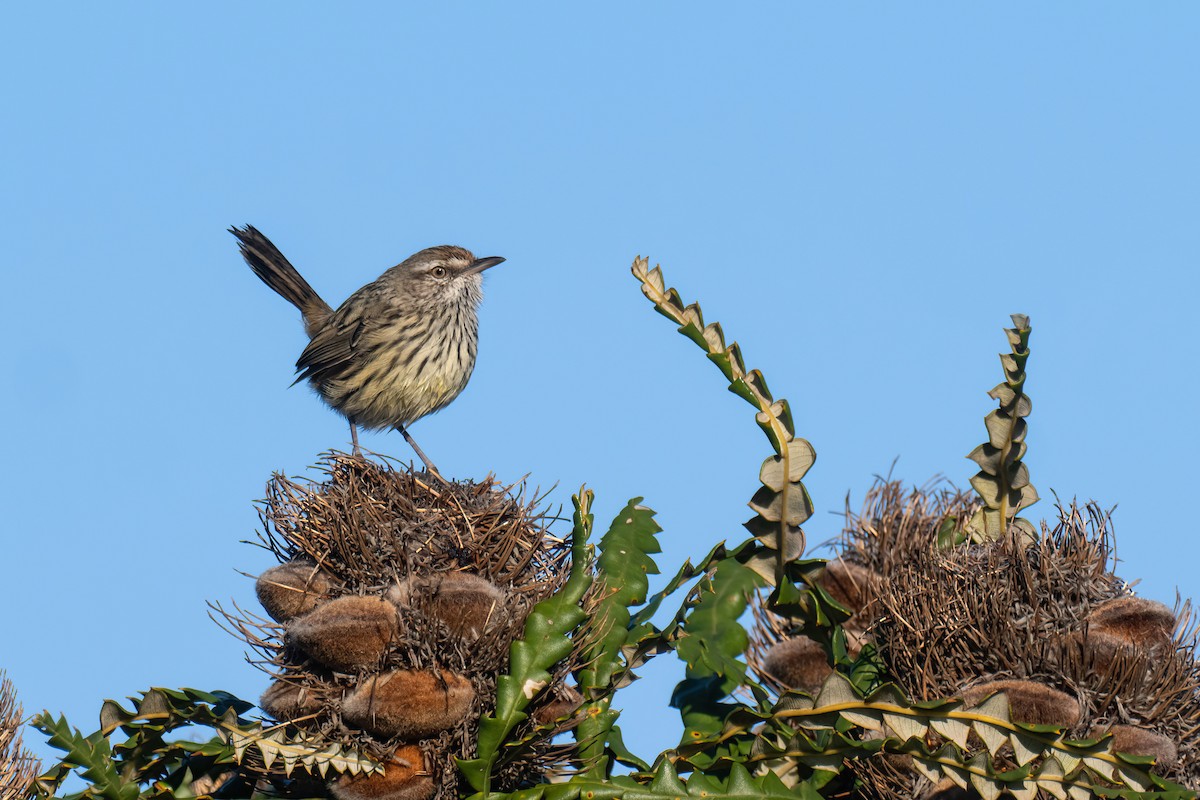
[882,712,926,741]
[742,516,805,562]
[758,440,816,490]
[967,443,1002,473]
[972,691,1011,722]
[910,757,941,784]
[813,673,858,709]
[983,410,1015,449]
[974,721,1009,756]
[747,485,813,527]
[930,716,971,749]
[1009,781,1038,800]
[702,322,725,352]
[968,752,1003,800]
[1010,732,1042,766]
[969,473,1002,506]
[1009,461,1030,489]
[1015,483,1040,509]
[942,764,970,790]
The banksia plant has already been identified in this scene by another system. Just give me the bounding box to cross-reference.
[1,672,38,800]
[217,455,578,800]
[25,259,1200,800]
[749,315,1200,797]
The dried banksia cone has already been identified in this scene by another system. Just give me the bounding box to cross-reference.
[227,455,577,799]
[1087,596,1176,647]
[762,637,831,694]
[1104,725,1179,769]
[962,679,1081,727]
[388,572,508,640]
[286,596,401,672]
[342,670,475,739]
[532,685,582,726]
[329,744,433,800]
[259,679,332,722]
[819,558,878,613]
[1060,628,1137,675]
[256,560,340,622]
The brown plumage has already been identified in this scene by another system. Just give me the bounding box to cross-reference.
[231,225,503,470]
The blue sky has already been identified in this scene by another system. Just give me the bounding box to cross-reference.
[2,3,1197,771]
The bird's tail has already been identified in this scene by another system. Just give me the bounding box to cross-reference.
[230,224,333,335]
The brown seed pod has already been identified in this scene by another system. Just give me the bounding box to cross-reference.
[342,670,475,739]
[286,596,400,672]
[531,685,582,726]
[818,558,879,613]
[329,744,433,800]
[256,560,340,622]
[761,637,832,694]
[1087,596,1176,647]
[259,679,331,722]
[388,573,508,640]
[1059,628,1139,675]
[1089,724,1179,770]
[961,679,1081,728]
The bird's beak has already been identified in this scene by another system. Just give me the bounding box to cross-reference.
[464,256,505,275]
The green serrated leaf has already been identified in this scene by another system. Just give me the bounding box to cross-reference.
[459,490,594,794]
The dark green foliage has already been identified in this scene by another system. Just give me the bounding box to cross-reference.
[31,687,371,800]
[458,492,594,795]
[575,500,662,779]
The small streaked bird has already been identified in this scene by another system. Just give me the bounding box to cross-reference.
[230,225,503,473]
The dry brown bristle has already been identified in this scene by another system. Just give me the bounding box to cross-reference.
[254,455,566,589]
[328,744,433,800]
[286,595,401,672]
[341,670,475,740]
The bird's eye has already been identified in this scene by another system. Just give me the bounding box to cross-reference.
[430,266,448,278]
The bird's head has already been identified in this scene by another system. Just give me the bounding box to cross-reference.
[391,245,504,307]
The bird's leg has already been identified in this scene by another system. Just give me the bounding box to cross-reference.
[398,425,442,477]
[349,420,361,456]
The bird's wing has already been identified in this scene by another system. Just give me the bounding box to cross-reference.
[294,299,374,386]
